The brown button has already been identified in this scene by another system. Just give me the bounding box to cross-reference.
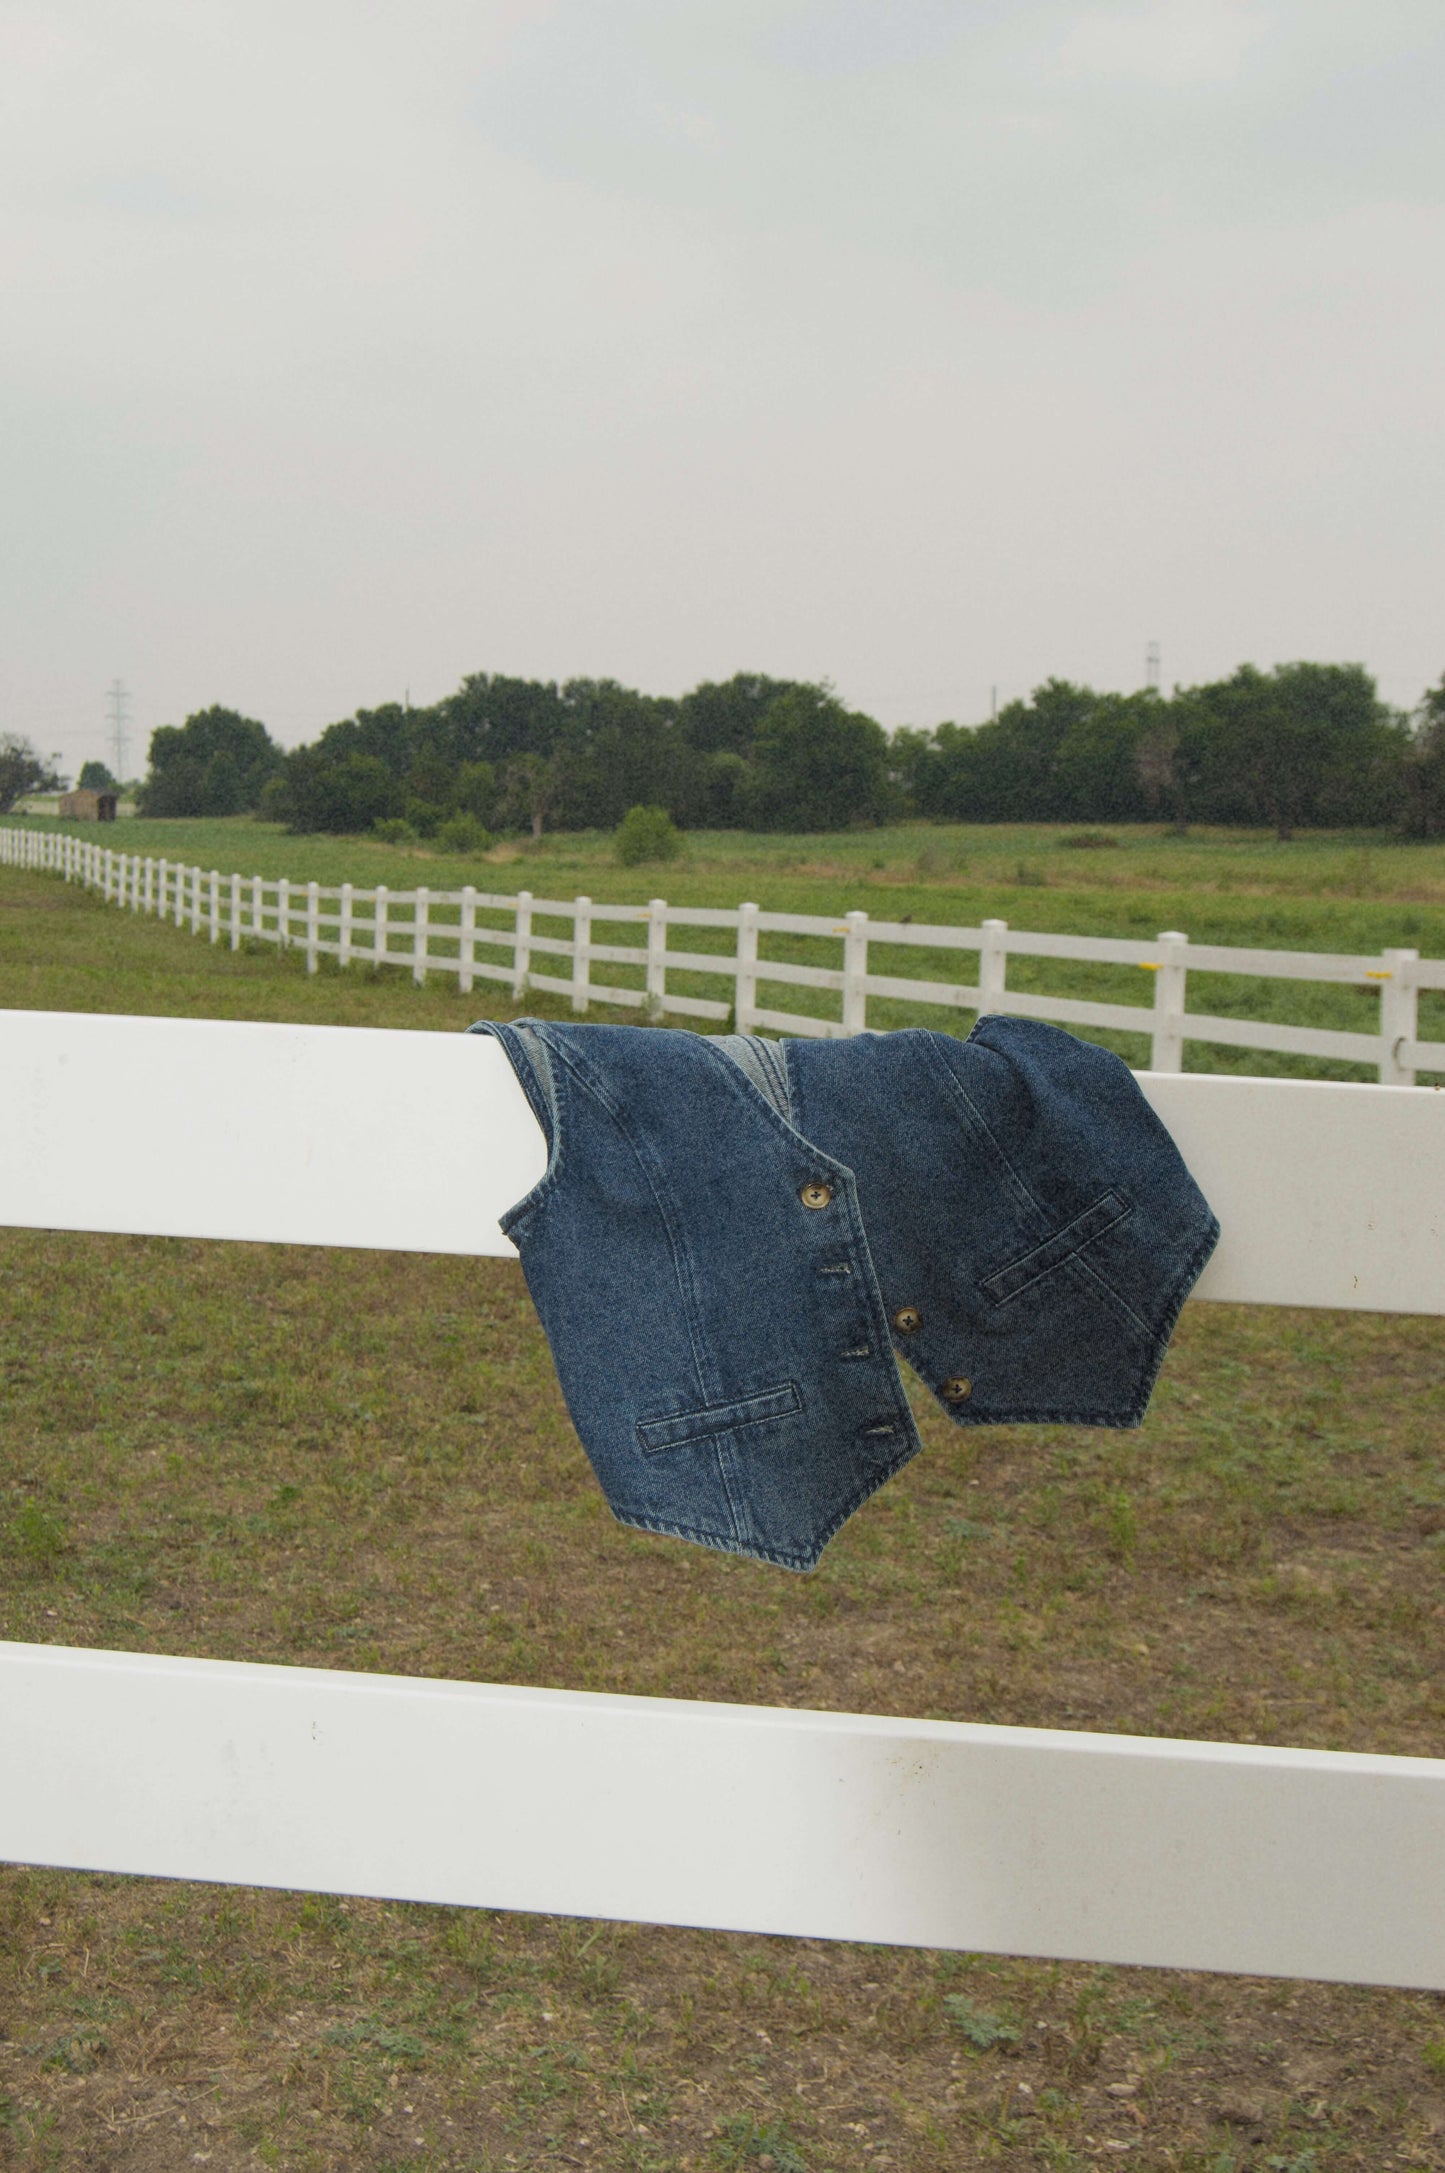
[799,1181,833,1210]
[891,1306,923,1335]
[941,1376,972,1403]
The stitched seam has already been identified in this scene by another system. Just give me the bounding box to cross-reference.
[916,1031,1054,1237]
[474,1022,570,1233]
[637,1382,802,1454]
[1069,1248,1153,1337]
[980,1191,1133,1306]
[538,1036,717,1413]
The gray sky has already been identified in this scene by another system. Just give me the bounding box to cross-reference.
[3,0,1442,779]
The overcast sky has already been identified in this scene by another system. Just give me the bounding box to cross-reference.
[3,0,1442,778]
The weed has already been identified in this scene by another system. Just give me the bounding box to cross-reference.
[943,1995,1021,2050]
[713,2114,809,2170]
[324,2022,430,2063]
[9,1499,68,1574]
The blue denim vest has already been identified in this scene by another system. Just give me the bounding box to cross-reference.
[472,1016,1219,1572]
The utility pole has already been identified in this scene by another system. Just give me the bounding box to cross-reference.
[1145,642,1161,694]
[106,679,131,782]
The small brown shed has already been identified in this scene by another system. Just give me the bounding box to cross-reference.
[59,788,119,822]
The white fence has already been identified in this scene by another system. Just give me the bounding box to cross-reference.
[4,820,1444,1082]
[1,1008,1443,1989]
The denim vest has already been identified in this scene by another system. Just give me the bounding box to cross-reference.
[472,1016,1219,1572]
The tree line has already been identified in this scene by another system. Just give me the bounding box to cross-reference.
[5,663,1443,836]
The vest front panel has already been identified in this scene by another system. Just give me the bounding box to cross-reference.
[477,1021,923,1571]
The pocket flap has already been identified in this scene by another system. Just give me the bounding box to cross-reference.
[637,1382,802,1456]
[980,1191,1132,1306]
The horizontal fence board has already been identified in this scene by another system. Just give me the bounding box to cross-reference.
[1180,1011,1380,1063]
[1,1643,1440,1988]
[1002,931,1161,965]
[751,1006,837,1038]
[657,946,738,975]
[0,1010,543,1256]
[856,920,986,949]
[757,960,847,993]
[657,991,732,1021]
[863,973,984,1008]
[1174,943,1390,982]
[3,1011,1439,1311]
[987,990,1155,1033]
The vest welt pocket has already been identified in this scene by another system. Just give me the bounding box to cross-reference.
[979,1190,1133,1307]
[636,1381,803,1457]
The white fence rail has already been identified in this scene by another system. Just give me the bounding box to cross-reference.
[4,822,1444,1082]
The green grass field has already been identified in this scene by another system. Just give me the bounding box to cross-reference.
[1,849,1443,2172]
[6,814,1445,1079]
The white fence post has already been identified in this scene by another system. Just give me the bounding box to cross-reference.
[646,898,667,1019]
[979,918,1008,1010]
[103,848,114,903]
[513,889,532,1000]
[736,902,760,1035]
[842,909,869,1036]
[1151,931,1188,1072]
[143,858,153,915]
[189,865,201,935]
[209,870,220,945]
[251,874,263,939]
[1379,949,1419,1086]
[277,878,290,950]
[374,886,389,970]
[459,885,476,996]
[306,882,320,975]
[229,872,241,951]
[157,858,168,920]
[412,888,430,986]
[339,883,353,970]
[572,896,591,1014]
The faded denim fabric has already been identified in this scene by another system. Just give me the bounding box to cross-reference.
[471,1015,1219,1572]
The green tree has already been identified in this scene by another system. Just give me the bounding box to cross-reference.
[1402,672,1445,838]
[138,706,282,817]
[751,685,891,830]
[1180,662,1404,837]
[270,748,397,834]
[0,735,62,814]
[77,760,118,791]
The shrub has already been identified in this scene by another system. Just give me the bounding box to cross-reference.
[436,812,494,855]
[403,798,442,838]
[372,817,416,844]
[614,804,682,867]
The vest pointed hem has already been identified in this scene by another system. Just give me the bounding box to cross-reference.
[613,1422,924,1573]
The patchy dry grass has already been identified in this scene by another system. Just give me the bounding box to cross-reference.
[1,868,1443,2171]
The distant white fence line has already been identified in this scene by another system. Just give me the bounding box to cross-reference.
[4,821,1443,1083]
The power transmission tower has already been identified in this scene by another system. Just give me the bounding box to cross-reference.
[1145,642,1161,694]
[106,680,131,782]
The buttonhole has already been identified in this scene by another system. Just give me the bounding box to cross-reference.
[817,1263,852,1277]
[865,1423,896,1437]
[841,1345,872,1360]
